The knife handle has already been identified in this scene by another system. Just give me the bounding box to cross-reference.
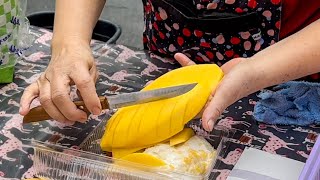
[23,96,109,124]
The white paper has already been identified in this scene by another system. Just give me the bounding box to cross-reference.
[227,148,305,180]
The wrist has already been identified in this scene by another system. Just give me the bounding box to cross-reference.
[51,36,90,57]
[243,56,279,93]
[235,57,268,96]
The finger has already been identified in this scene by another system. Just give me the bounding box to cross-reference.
[174,53,196,67]
[19,83,39,115]
[201,97,226,131]
[37,76,75,125]
[50,74,88,122]
[194,93,214,119]
[75,61,97,101]
[76,62,98,101]
[201,83,236,131]
[71,65,101,115]
[90,64,99,83]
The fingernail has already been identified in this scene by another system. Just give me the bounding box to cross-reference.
[208,119,215,131]
[92,107,101,115]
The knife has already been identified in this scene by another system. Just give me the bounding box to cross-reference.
[23,83,197,124]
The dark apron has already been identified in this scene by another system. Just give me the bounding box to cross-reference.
[142,0,282,67]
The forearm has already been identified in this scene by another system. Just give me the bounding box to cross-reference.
[248,19,320,92]
[52,0,106,49]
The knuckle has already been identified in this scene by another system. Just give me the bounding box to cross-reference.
[76,78,92,89]
[212,107,223,119]
[203,105,223,120]
[39,95,52,106]
[51,91,69,102]
[39,73,48,81]
[24,85,35,93]
[50,70,64,79]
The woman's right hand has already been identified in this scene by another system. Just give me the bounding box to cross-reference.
[19,39,101,125]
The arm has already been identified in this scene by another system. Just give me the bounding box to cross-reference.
[20,0,107,124]
[52,0,106,49]
[203,19,320,130]
[175,19,320,131]
[244,19,320,94]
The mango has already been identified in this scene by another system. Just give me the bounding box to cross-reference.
[169,128,195,146]
[112,147,145,159]
[120,153,166,167]
[100,64,223,156]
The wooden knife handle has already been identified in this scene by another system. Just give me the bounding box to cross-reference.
[23,96,109,124]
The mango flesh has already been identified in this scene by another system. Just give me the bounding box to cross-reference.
[120,153,166,167]
[112,147,145,159]
[169,128,195,146]
[112,128,194,158]
[100,64,223,155]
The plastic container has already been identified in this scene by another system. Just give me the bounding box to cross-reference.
[28,112,232,180]
[299,136,320,180]
[27,11,122,44]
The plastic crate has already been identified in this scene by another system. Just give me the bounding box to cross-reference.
[299,136,320,180]
[27,11,121,44]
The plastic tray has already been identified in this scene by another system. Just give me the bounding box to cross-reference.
[29,112,233,180]
[299,135,320,180]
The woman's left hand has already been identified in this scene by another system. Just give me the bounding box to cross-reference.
[174,53,254,131]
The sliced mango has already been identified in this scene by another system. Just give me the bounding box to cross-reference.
[169,128,195,146]
[120,153,166,167]
[112,147,145,159]
[101,64,223,154]
[112,138,172,158]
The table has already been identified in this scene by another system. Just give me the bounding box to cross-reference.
[0,26,319,179]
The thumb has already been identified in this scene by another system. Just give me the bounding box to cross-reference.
[19,82,39,115]
[201,82,239,131]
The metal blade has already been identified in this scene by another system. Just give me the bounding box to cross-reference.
[107,83,197,109]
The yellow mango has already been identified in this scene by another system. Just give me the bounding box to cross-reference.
[112,138,173,158]
[112,147,145,158]
[169,128,195,146]
[101,64,223,153]
[120,153,166,167]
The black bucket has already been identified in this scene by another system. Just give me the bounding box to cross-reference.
[27,11,121,44]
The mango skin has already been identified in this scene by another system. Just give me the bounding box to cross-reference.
[100,64,223,155]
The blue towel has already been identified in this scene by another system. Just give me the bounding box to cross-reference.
[253,81,320,126]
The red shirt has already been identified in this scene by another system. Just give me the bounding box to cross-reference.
[280,0,320,39]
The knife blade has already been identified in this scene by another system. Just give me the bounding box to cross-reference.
[23,83,197,124]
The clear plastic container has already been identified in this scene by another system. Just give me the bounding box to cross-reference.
[28,112,233,180]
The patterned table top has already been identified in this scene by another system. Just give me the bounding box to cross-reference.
[0,26,319,179]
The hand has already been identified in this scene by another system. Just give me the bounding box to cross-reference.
[174,53,254,131]
[19,40,101,125]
